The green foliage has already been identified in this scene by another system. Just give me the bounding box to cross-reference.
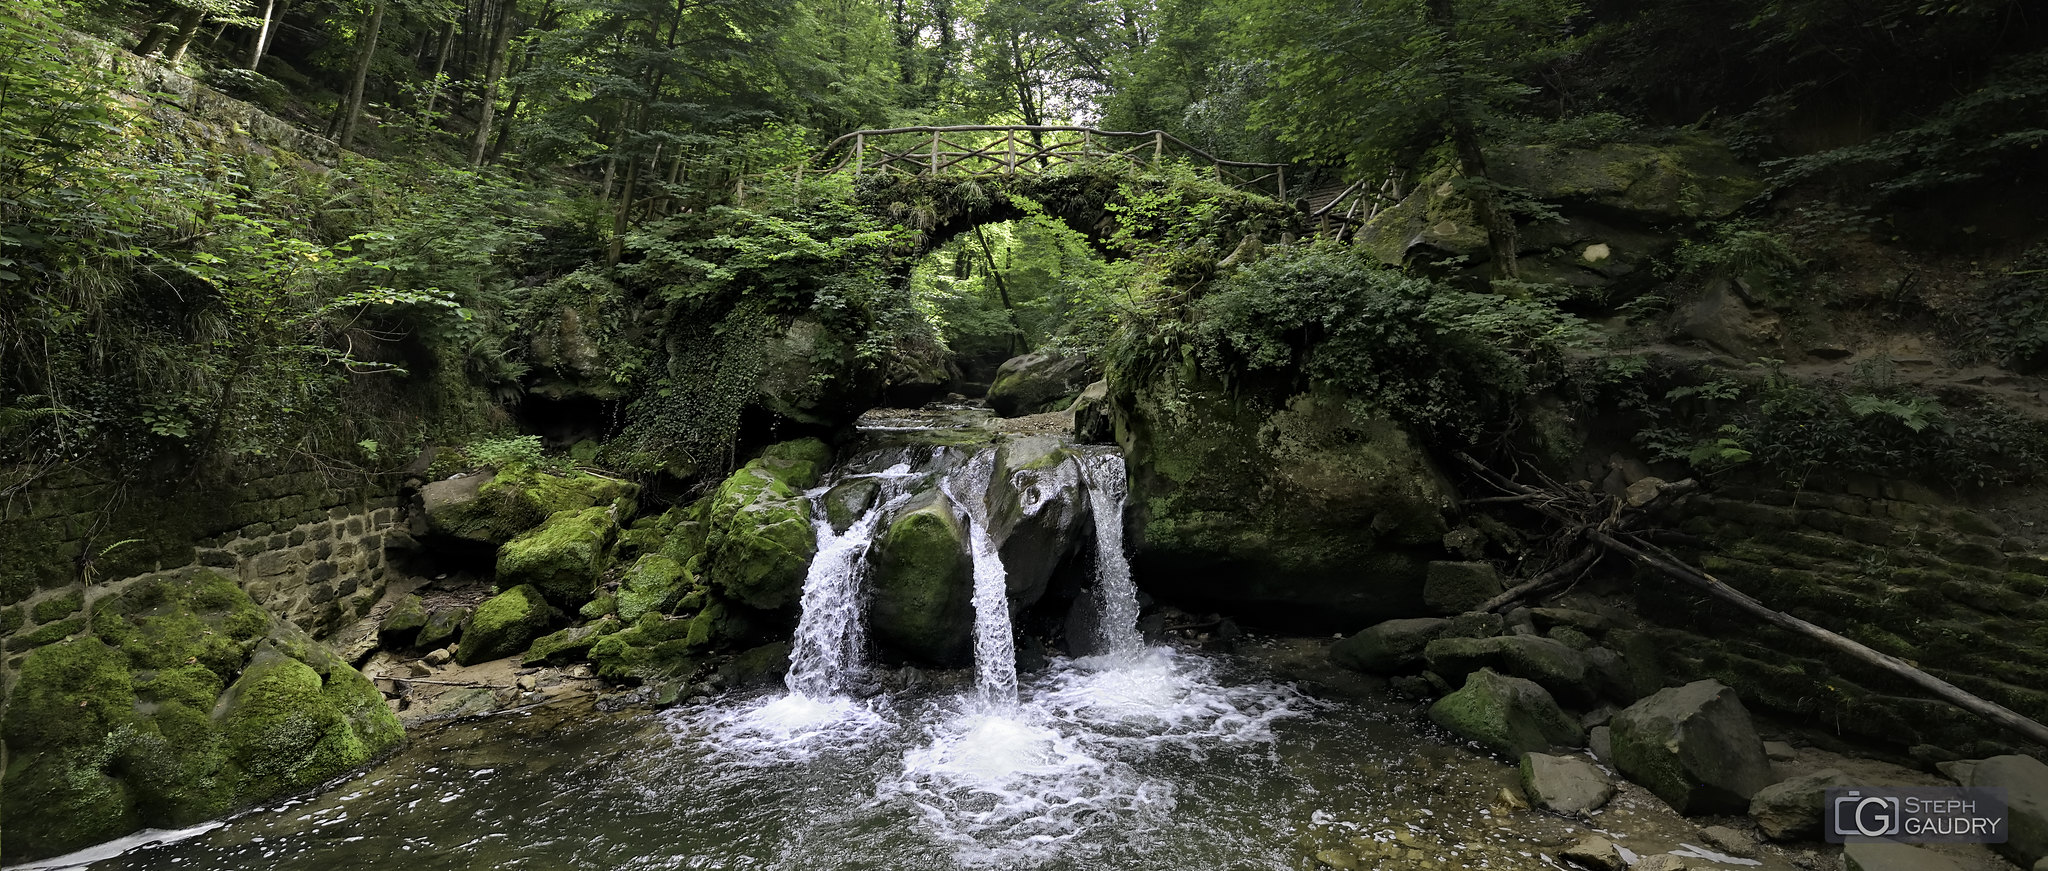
[1967,244,2048,372]
[463,435,549,472]
[1179,245,1588,442]
[1621,361,2048,489]
[1666,220,1806,303]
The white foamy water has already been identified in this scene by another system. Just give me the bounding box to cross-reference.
[666,691,896,767]
[785,461,918,698]
[938,448,1021,709]
[1076,451,1140,655]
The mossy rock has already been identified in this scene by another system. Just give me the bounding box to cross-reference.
[521,618,622,667]
[496,506,619,610]
[1118,370,1452,632]
[987,352,1097,417]
[0,569,402,864]
[422,466,638,546]
[1427,668,1584,758]
[31,589,83,624]
[377,594,429,649]
[988,436,1088,609]
[869,490,975,665]
[616,554,694,622]
[699,445,823,611]
[456,584,561,665]
[415,605,469,652]
[579,592,618,621]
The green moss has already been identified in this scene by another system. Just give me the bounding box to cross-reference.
[579,592,617,620]
[457,584,559,665]
[31,590,83,624]
[495,506,617,609]
[1426,668,1583,758]
[6,615,87,650]
[376,594,429,649]
[216,644,403,801]
[415,605,469,651]
[0,605,22,634]
[617,554,691,622]
[90,571,266,679]
[758,437,832,487]
[699,457,818,611]
[868,498,974,664]
[429,466,638,545]
[521,618,622,666]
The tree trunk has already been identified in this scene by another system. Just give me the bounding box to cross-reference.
[469,0,519,166]
[244,0,278,69]
[421,19,456,119]
[1424,0,1517,281]
[164,10,205,64]
[135,21,172,57]
[338,0,390,150]
[973,224,1023,355]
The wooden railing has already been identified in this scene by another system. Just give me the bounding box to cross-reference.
[813,125,1291,199]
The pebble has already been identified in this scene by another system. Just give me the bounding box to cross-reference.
[423,648,452,667]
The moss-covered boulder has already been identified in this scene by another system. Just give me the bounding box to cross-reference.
[376,594,429,649]
[1423,635,1593,703]
[1609,680,1773,814]
[1427,668,1584,758]
[616,553,696,622]
[987,352,1096,417]
[415,605,469,651]
[586,599,748,683]
[1117,369,1453,632]
[521,617,623,666]
[697,440,828,611]
[869,489,975,664]
[496,506,619,609]
[422,466,637,546]
[988,436,1089,609]
[455,584,560,665]
[1331,617,1449,674]
[0,569,402,863]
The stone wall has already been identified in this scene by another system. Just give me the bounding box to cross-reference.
[1639,476,2048,759]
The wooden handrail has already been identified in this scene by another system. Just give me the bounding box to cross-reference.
[819,124,1287,172]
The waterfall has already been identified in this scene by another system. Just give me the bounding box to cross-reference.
[1077,452,1140,655]
[784,461,916,698]
[941,448,1021,709]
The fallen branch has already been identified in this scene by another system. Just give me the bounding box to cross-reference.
[1593,530,2048,749]
[1477,543,1602,613]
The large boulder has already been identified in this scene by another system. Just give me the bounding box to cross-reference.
[1520,752,1615,815]
[1331,617,1449,674]
[615,553,695,622]
[1424,635,1592,702]
[1428,668,1584,757]
[456,584,560,665]
[1423,561,1502,614]
[0,569,402,863]
[496,506,619,609]
[376,594,429,649]
[987,352,1096,417]
[421,466,637,546]
[1117,371,1454,632]
[1609,679,1774,814]
[1939,754,2048,869]
[987,436,1089,609]
[1749,769,1854,841]
[697,440,829,611]
[869,488,976,664]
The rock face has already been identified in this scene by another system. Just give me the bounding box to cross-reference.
[1520,752,1615,815]
[456,584,561,665]
[1939,754,2048,869]
[1428,668,1584,757]
[1609,680,1773,814]
[1424,635,1592,703]
[697,440,830,611]
[987,352,1095,417]
[421,466,637,546]
[1116,370,1454,632]
[496,506,620,609]
[987,436,1089,609]
[869,489,976,664]
[1331,617,1448,674]
[0,569,402,862]
[1749,769,1854,841]
[1423,562,1502,613]
[616,553,694,622]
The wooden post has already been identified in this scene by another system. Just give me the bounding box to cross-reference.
[1006,129,1016,175]
[1153,131,1163,164]
[853,134,863,176]
[931,130,940,175]
[1082,129,1091,159]
[1276,165,1287,200]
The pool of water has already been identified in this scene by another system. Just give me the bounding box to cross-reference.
[14,641,1794,871]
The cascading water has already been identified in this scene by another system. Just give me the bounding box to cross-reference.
[937,448,1021,710]
[1076,451,1140,655]
[783,460,916,698]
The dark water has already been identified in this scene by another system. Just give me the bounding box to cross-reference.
[18,643,1726,871]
